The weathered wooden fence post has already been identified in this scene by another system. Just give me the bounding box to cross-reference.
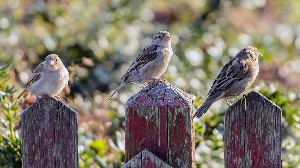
[224,91,282,168]
[122,80,195,168]
[21,96,78,168]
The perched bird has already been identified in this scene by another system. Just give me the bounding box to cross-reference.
[193,46,261,118]
[17,54,69,99]
[108,31,173,100]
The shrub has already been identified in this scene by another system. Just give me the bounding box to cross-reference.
[0,65,22,167]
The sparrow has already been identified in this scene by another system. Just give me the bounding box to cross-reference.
[193,46,261,118]
[17,54,69,99]
[108,31,173,100]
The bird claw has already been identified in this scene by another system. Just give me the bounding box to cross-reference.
[157,78,167,83]
[140,84,147,88]
[54,95,65,102]
[142,78,158,87]
[149,78,158,83]
[36,95,45,102]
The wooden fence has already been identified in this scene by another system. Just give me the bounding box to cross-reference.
[21,96,77,168]
[20,80,282,168]
[224,91,281,168]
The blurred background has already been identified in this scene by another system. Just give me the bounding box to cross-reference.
[0,0,300,167]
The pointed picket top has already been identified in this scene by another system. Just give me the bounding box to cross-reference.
[21,96,76,118]
[122,149,172,168]
[125,80,194,109]
[225,91,281,114]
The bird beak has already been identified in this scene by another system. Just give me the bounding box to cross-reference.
[48,60,55,66]
[163,34,171,42]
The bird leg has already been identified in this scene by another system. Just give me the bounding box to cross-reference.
[36,96,43,103]
[151,78,168,84]
[243,89,252,96]
[143,78,159,86]
[158,77,168,83]
[149,78,159,83]
[143,78,167,89]
[36,95,47,102]
[54,95,65,103]
[139,84,147,88]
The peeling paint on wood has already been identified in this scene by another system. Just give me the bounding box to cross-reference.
[125,80,195,168]
[224,91,282,168]
[21,96,78,168]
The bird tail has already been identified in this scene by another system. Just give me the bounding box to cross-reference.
[17,89,28,99]
[108,82,127,101]
[193,99,214,118]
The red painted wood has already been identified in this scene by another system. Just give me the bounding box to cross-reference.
[21,96,78,168]
[125,80,195,167]
[224,91,281,168]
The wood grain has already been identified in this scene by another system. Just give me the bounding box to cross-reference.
[125,80,195,168]
[21,96,78,168]
[224,91,282,168]
[122,149,172,168]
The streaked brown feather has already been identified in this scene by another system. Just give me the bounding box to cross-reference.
[121,44,159,81]
[17,62,44,99]
[208,58,250,98]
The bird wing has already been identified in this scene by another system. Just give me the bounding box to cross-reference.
[17,62,45,99]
[207,58,250,98]
[121,44,159,81]
[24,62,44,88]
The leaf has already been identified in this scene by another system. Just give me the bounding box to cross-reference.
[89,139,108,156]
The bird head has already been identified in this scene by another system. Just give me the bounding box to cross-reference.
[45,54,63,71]
[152,31,171,46]
[244,46,262,61]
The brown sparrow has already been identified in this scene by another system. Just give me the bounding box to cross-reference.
[193,46,261,118]
[108,31,173,100]
[17,54,69,99]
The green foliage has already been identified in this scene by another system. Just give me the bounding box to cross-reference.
[0,65,21,167]
[0,0,300,167]
[78,130,125,168]
[90,139,108,157]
